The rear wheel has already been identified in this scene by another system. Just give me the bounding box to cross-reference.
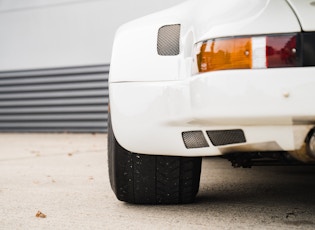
[108,116,202,204]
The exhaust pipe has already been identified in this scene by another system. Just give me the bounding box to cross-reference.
[289,129,315,163]
[306,129,315,158]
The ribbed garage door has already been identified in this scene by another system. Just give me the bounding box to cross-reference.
[0,65,109,132]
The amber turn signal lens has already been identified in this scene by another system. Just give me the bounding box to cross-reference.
[196,38,252,72]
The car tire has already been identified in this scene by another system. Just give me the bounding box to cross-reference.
[108,115,202,204]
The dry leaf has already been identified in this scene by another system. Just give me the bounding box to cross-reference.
[31,150,41,157]
[35,211,46,218]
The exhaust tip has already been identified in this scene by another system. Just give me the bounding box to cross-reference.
[307,129,315,158]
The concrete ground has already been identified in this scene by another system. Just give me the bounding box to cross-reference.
[1,134,315,230]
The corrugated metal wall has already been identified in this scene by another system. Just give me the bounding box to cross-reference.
[0,65,109,132]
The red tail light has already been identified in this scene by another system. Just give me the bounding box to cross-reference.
[194,33,300,74]
[266,34,298,68]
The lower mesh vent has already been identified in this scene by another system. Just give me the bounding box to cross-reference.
[157,24,180,56]
[182,131,209,149]
[206,129,246,146]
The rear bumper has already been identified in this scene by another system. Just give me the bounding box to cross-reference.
[110,67,315,156]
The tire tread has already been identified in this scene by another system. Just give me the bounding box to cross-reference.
[108,115,202,204]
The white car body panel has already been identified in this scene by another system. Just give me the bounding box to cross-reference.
[109,0,315,157]
[287,0,315,31]
[193,0,300,42]
[110,67,315,156]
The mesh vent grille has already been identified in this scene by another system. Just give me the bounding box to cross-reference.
[157,24,180,56]
[182,131,209,149]
[206,129,246,146]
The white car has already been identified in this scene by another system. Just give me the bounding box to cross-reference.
[108,0,315,204]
